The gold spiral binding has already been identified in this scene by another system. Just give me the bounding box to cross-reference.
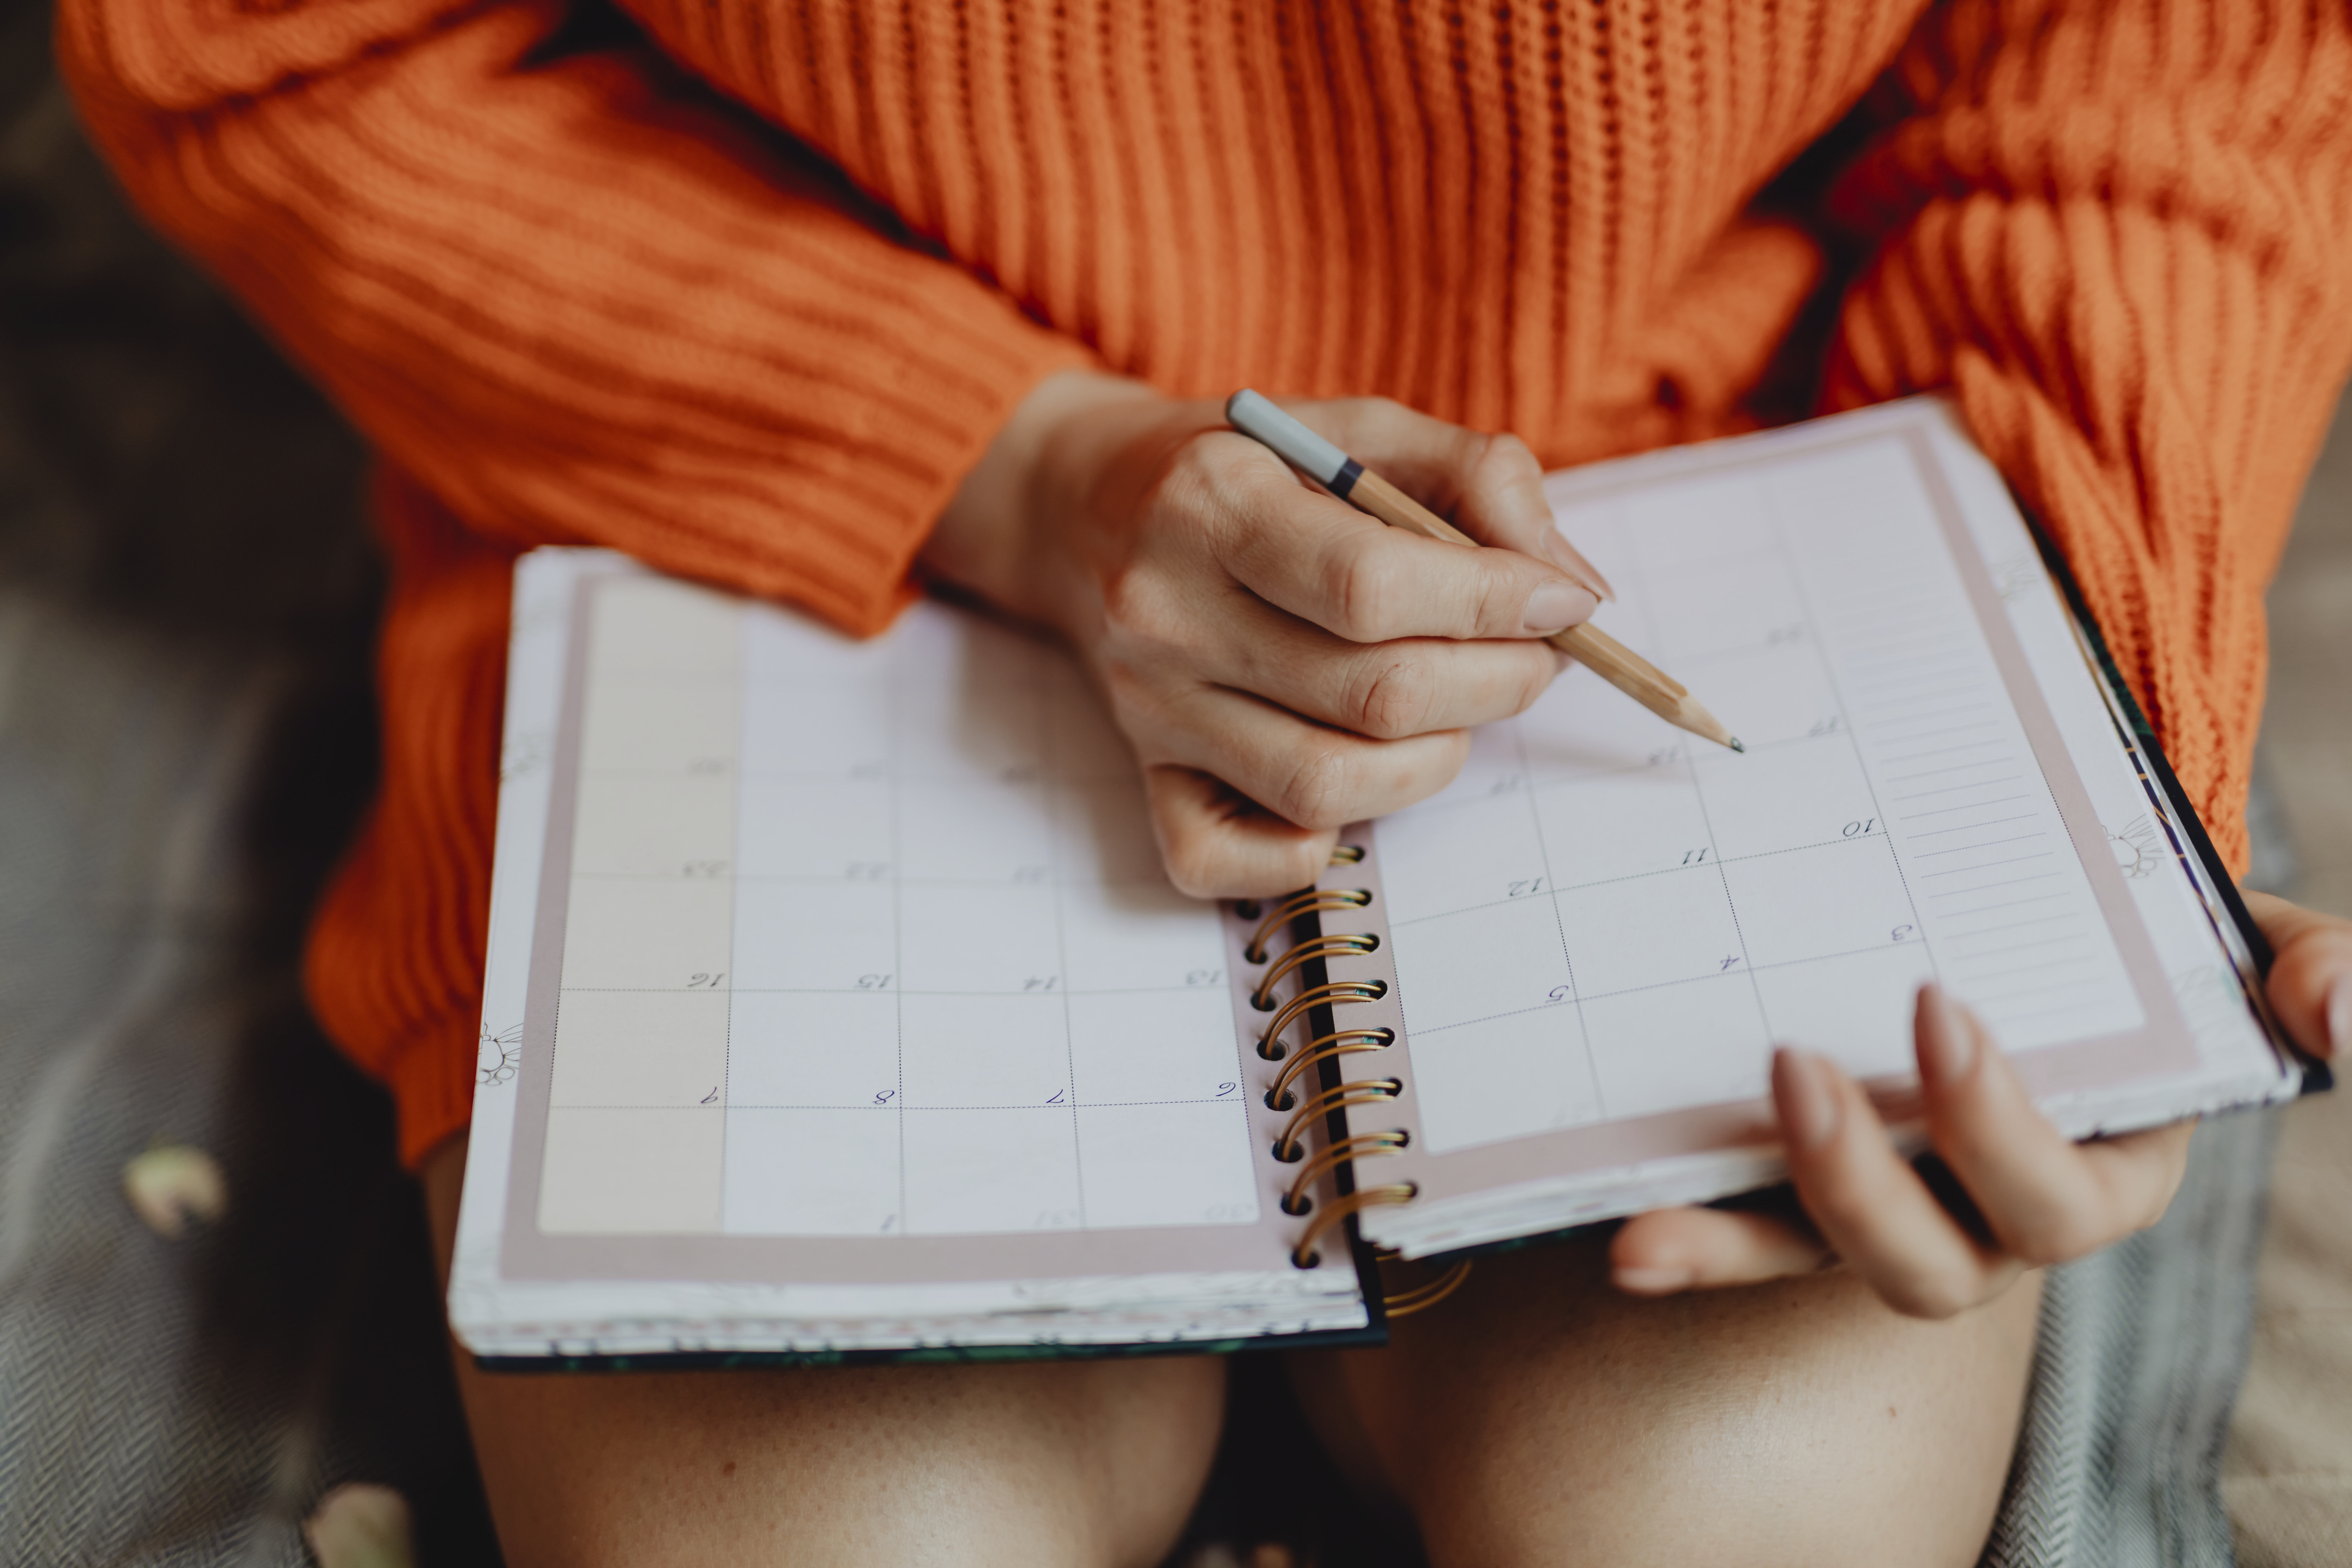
[1237,848,1427,1292]
[1255,981,1386,1060]
[1381,1258,1475,1317]
[1272,1078,1403,1162]
[1293,1183,1417,1268]
[1250,932,1380,1010]
[1265,1028,1394,1110]
[1281,1130,1410,1214]
[1243,888,1372,963]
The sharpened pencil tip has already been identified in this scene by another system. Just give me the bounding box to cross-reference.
[1728,737,1745,753]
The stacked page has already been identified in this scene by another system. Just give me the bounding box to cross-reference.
[449,396,2308,1362]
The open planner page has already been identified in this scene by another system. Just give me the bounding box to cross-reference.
[1288,399,2302,1258]
[447,553,1368,1360]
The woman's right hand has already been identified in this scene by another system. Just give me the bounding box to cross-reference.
[923,371,1609,898]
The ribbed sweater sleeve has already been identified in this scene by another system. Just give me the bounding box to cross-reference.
[1822,0,2352,873]
[56,0,1089,633]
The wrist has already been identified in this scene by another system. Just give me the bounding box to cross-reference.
[924,369,1162,623]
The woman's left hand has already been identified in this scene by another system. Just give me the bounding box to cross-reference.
[1611,891,2352,1318]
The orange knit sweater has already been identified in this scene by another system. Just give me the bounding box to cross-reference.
[59,0,2352,1167]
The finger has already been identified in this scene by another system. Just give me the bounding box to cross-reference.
[1142,765,1337,898]
[1611,1205,1831,1294]
[1287,397,1617,600]
[1775,1047,2020,1318]
[2244,891,2352,1059]
[1116,674,1472,832]
[1205,449,1596,642]
[1210,594,1564,740]
[1913,986,2190,1264]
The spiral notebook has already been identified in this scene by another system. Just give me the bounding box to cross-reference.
[447,397,2314,1365]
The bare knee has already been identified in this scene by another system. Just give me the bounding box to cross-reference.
[1292,1241,2039,1568]
[461,1355,1224,1568]
[423,1138,1223,1568]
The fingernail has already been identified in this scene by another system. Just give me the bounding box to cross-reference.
[1522,580,1599,634]
[2327,972,2352,1060]
[1774,1048,1841,1152]
[1612,1265,1693,1295]
[1917,982,1974,1086]
[1543,529,1618,602]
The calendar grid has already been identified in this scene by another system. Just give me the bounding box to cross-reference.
[535,583,1269,1241]
[1365,435,2143,1158]
[713,616,743,1196]
[1509,720,1602,1118]
[1615,519,1776,1044]
[1395,936,1954,1039]
[1043,678,1090,1228]
[886,636,908,1233]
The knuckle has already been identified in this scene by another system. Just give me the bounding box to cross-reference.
[1101,578,1203,670]
[1477,429,1538,481]
[1274,746,1355,830]
[1161,429,1232,494]
[1350,653,1437,738]
[1470,559,1523,633]
[1156,434,1247,535]
[1334,395,1408,441]
[1331,542,1405,640]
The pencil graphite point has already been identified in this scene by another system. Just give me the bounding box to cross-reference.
[1730,737,1745,753]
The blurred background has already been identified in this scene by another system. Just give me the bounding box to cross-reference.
[1,0,2345,1559]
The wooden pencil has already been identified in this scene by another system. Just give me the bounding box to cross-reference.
[1224,390,1743,753]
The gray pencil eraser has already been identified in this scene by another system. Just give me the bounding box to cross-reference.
[1225,388,1352,489]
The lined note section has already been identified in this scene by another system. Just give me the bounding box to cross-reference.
[1772,441,2142,1050]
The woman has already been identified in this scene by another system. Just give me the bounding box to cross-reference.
[61,0,2352,1560]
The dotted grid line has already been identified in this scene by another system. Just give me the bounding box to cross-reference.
[1404,937,1935,1040]
[1612,518,1775,1041]
[1514,716,1603,1118]
[1387,825,1896,929]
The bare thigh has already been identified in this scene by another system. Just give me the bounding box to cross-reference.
[1292,1234,2040,1568]
[423,1139,1224,1568]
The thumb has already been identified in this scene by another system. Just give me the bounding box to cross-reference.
[1287,396,1615,600]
